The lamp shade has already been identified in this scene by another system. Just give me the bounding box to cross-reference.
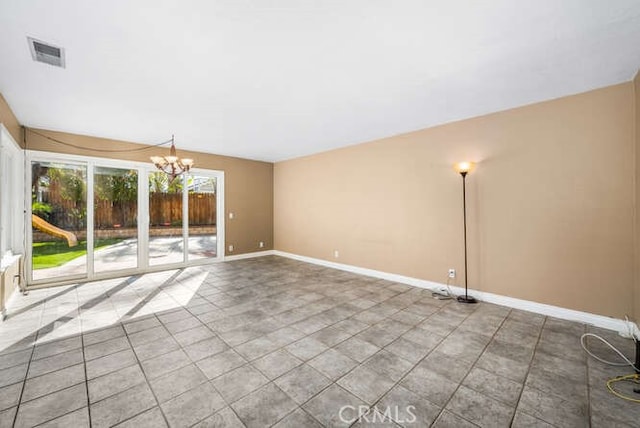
[454,161,476,174]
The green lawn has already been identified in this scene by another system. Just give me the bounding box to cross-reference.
[32,238,123,269]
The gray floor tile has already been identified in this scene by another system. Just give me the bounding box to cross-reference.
[0,381,22,411]
[22,363,85,402]
[28,348,83,379]
[83,325,126,347]
[308,348,358,380]
[0,348,31,371]
[114,407,168,428]
[311,326,353,347]
[337,365,395,405]
[173,325,215,347]
[196,349,247,379]
[400,366,458,407]
[435,332,487,364]
[235,336,280,361]
[351,408,402,427]
[90,383,157,428]
[377,384,441,427]
[303,384,368,428]
[463,367,523,407]
[357,326,400,348]
[475,352,530,383]
[123,317,161,334]
[149,364,208,403]
[163,316,202,334]
[183,336,228,362]
[335,337,380,363]
[14,383,87,428]
[252,349,302,380]
[32,336,82,360]
[333,318,370,335]
[285,337,328,361]
[511,410,554,428]
[274,364,332,404]
[0,406,16,427]
[157,308,193,324]
[86,348,138,379]
[160,381,226,428]
[231,383,298,428]
[84,336,131,360]
[386,337,431,363]
[0,363,27,388]
[272,408,323,428]
[446,385,515,428]
[432,410,479,428]
[128,325,171,347]
[363,349,414,382]
[530,352,586,383]
[88,364,146,403]
[218,320,283,347]
[517,385,587,427]
[212,365,269,403]
[141,349,191,379]
[38,407,90,428]
[417,350,475,383]
[267,327,306,347]
[132,335,181,361]
[525,365,588,403]
[585,386,639,427]
[192,406,245,428]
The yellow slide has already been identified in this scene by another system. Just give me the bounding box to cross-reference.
[32,214,78,247]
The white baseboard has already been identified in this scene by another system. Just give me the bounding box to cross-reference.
[224,250,275,262]
[272,250,635,335]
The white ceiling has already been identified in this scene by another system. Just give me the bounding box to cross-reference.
[1,1,639,162]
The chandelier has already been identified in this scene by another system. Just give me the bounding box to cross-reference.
[150,135,194,181]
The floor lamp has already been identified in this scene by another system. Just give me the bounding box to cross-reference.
[454,161,477,304]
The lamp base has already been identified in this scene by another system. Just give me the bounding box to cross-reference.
[456,295,477,304]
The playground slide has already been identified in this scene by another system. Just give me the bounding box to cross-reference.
[32,214,78,247]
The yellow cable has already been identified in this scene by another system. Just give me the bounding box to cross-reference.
[606,374,640,403]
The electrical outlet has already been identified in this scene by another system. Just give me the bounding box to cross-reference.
[334,250,339,258]
[228,244,234,252]
[448,269,456,278]
[228,212,234,219]
[259,241,264,248]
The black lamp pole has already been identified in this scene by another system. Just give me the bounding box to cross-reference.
[457,170,477,304]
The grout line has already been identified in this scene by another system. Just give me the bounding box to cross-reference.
[79,328,93,428]
[434,308,511,427]
[507,315,547,427]
[119,317,172,428]
[10,343,36,427]
[355,300,481,427]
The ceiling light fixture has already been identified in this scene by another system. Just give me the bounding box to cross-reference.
[150,135,194,181]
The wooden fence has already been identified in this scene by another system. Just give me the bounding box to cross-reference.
[39,191,216,229]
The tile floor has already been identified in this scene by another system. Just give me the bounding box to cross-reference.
[0,255,638,427]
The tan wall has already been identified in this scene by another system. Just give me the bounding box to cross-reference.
[25,129,274,256]
[634,71,640,321]
[0,93,22,145]
[275,83,635,318]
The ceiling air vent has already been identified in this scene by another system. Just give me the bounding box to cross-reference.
[28,37,65,68]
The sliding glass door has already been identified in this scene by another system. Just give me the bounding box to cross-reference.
[148,172,184,266]
[31,161,87,281]
[188,175,217,261]
[94,167,138,273]
[27,152,224,286]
